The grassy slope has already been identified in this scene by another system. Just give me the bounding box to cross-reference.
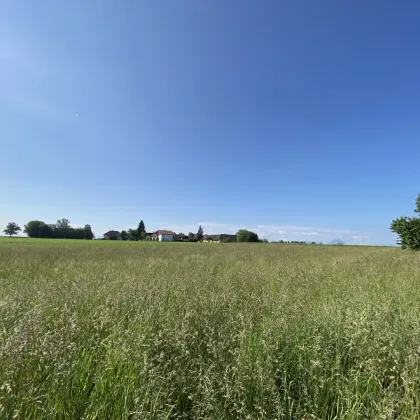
[1,240,420,419]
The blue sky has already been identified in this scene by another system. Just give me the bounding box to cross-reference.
[1,0,420,244]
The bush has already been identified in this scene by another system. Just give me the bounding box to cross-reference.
[236,229,259,242]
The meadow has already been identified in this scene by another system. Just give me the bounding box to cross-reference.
[1,238,420,419]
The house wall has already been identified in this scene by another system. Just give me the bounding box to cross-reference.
[159,234,174,242]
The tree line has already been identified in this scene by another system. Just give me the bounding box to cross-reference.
[4,219,94,239]
[4,219,274,243]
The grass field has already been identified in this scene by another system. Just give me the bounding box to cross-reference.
[1,238,420,419]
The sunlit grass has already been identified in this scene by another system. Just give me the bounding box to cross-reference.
[1,240,420,418]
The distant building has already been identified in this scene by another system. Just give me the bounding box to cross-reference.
[173,233,189,241]
[157,230,175,241]
[145,230,176,241]
[103,230,120,240]
[203,234,237,243]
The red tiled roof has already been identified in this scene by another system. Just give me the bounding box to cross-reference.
[156,230,175,235]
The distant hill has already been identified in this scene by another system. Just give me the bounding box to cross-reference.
[329,239,345,245]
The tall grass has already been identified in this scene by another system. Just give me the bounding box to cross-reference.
[1,240,420,418]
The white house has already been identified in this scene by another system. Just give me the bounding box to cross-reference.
[157,230,175,242]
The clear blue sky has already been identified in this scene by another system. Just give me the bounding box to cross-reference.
[1,0,420,244]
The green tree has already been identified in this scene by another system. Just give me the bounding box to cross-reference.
[41,224,54,238]
[3,222,21,237]
[55,218,71,239]
[196,225,204,242]
[24,220,53,238]
[120,230,128,241]
[68,228,85,239]
[391,193,420,250]
[188,232,195,240]
[236,229,259,242]
[128,228,140,241]
[83,224,94,240]
[391,217,420,250]
[137,220,146,240]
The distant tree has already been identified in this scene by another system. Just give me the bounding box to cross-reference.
[390,193,420,251]
[67,228,85,239]
[3,222,21,237]
[128,228,140,241]
[55,218,71,239]
[41,224,54,238]
[137,220,146,240]
[83,224,94,240]
[236,229,259,243]
[188,232,195,240]
[262,238,269,243]
[24,220,52,238]
[120,230,128,241]
[196,225,204,242]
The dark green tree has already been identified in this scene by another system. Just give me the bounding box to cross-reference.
[188,232,195,240]
[391,193,420,250]
[41,224,54,238]
[196,225,204,241]
[55,218,71,239]
[83,224,94,240]
[120,230,128,241]
[24,220,52,238]
[3,222,21,237]
[236,229,259,242]
[67,228,85,239]
[128,228,140,241]
[137,220,146,240]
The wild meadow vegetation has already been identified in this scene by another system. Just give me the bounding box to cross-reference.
[1,238,420,419]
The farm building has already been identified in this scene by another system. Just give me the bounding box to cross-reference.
[157,230,175,241]
[146,230,176,241]
[103,230,120,240]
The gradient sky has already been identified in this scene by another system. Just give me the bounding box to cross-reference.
[1,0,420,244]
